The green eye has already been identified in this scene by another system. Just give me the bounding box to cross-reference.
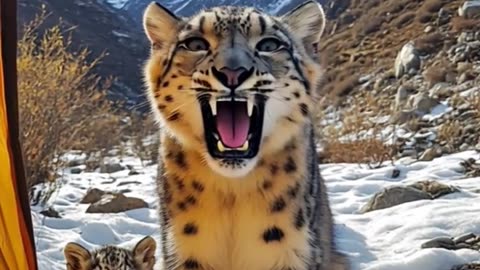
[256,38,284,52]
[180,37,210,51]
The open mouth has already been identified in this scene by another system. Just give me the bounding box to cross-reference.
[199,95,265,159]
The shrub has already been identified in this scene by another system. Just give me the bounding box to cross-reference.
[416,11,433,23]
[387,0,409,14]
[364,0,382,10]
[17,11,123,188]
[437,120,463,151]
[451,17,480,32]
[330,76,360,97]
[466,91,480,119]
[321,137,393,168]
[414,32,444,54]
[395,12,416,28]
[420,0,444,13]
[423,63,455,87]
[361,17,384,36]
[127,113,159,166]
[317,92,395,168]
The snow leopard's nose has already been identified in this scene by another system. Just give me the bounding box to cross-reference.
[212,44,254,90]
[212,67,251,89]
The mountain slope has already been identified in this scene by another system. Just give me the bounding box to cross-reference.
[108,0,325,32]
[18,0,149,106]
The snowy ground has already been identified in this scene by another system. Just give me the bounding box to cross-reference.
[32,151,480,270]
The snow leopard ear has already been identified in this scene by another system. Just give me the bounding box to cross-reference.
[281,0,326,55]
[64,242,92,270]
[143,2,181,49]
[133,236,157,269]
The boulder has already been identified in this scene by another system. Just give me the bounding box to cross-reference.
[429,83,452,98]
[100,163,125,173]
[408,180,458,198]
[67,158,85,167]
[458,72,476,84]
[391,169,401,178]
[419,147,443,161]
[395,42,421,78]
[80,188,107,204]
[421,237,456,249]
[128,169,141,176]
[408,93,440,114]
[460,158,480,177]
[458,1,480,19]
[437,8,451,25]
[394,85,415,111]
[86,193,148,214]
[40,207,61,218]
[360,186,431,213]
[70,167,83,174]
[361,181,458,212]
[422,232,480,252]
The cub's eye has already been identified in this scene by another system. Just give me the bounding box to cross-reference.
[180,37,210,51]
[256,38,284,52]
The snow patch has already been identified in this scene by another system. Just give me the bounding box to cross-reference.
[33,151,480,269]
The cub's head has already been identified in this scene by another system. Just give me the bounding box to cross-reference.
[143,1,325,178]
[64,236,156,270]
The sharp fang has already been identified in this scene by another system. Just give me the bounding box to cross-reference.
[217,140,226,152]
[239,140,249,151]
[210,99,217,116]
[247,100,254,117]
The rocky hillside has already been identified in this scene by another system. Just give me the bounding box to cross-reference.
[317,0,480,166]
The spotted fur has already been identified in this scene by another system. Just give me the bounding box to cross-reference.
[63,236,156,270]
[143,1,349,270]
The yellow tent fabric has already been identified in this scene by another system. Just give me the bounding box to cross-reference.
[0,58,28,269]
[0,0,37,268]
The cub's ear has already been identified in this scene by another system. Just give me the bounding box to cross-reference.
[64,242,92,270]
[281,0,326,55]
[143,2,181,48]
[133,236,157,269]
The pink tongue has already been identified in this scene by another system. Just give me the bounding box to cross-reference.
[216,101,250,148]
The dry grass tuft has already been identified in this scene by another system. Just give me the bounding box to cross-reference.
[322,138,393,168]
[437,120,463,151]
[357,17,384,36]
[423,62,455,87]
[395,12,416,29]
[451,17,480,32]
[414,32,444,54]
[420,0,445,13]
[466,91,480,118]
[318,93,395,168]
[127,113,159,166]
[330,76,360,97]
[416,11,433,23]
